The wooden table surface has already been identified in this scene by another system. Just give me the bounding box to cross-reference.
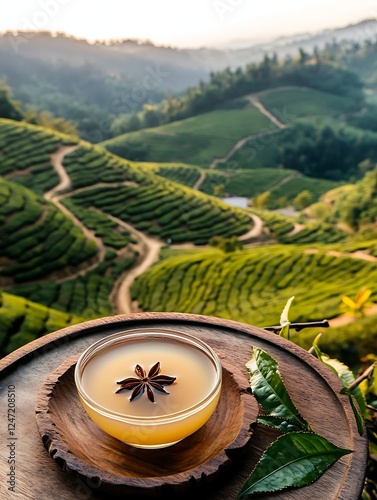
[0,313,368,500]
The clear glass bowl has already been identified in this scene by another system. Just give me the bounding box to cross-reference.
[74,328,222,449]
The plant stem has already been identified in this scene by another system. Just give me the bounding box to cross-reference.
[348,363,376,392]
[264,320,330,333]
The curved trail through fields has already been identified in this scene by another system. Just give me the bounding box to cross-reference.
[305,248,377,264]
[287,222,305,237]
[193,170,206,191]
[269,173,300,192]
[239,213,264,241]
[208,90,288,170]
[45,146,76,200]
[46,146,162,309]
[107,215,162,314]
[247,96,287,129]
[46,145,107,282]
[209,129,278,170]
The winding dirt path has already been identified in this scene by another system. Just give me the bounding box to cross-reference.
[208,89,290,170]
[107,215,162,314]
[248,96,287,129]
[239,213,264,242]
[304,248,377,263]
[45,146,76,200]
[46,146,162,309]
[209,130,278,170]
[287,222,305,237]
[193,170,206,191]
[269,173,301,192]
[45,145,107,282]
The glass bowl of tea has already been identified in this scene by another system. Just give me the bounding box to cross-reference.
[74,328,222,449]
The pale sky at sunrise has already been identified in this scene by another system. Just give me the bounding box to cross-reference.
[1,0,377,48]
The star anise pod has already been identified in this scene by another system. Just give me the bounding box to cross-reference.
[116,362,176,403]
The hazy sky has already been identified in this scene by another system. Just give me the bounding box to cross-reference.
[1,0,376,48]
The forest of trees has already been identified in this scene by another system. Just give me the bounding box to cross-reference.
[279,121,377,181]
[335,169,377,230]
[0,81,23,121]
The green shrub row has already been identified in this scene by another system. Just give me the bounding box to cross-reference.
[8,252,136,318]
[132,245,377,328]
[0,178,98,282]
[0,290,81,357]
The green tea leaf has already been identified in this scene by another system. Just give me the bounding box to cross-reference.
[257,415,303,433]
[279,323,290,339]
[246,347,309,430]
[237,432,352,498]
[280,296,295,326]
[348,394,364,435]
[323,355,366,416]
[279,296,295,339]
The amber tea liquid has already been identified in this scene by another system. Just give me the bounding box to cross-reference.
[79,336,221,448]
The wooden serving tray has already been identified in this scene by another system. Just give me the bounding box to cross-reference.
[0,313,368,499]
[35,354,259,497]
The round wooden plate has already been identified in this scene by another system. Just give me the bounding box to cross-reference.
[35,353,259,497]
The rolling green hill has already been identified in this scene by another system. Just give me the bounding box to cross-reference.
[101,103,275,166]
[0,118,254,346]
[258,87,358,122]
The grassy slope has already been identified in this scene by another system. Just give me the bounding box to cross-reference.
[258,87,358,122]
[101,105,275,167]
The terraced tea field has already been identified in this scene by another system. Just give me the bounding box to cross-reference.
[8,253,136,318]
[0,290,82,356]
[101,104,276,167]
[132,245,376,327]
[67,183,250,245]
[0,119,257,350]
[150,163,340,206]
[0,177,97,283]
[0,113,371,361]
[0,118,77,193]
[147,163,202,188]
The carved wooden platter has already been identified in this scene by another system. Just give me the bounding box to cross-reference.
[0,313,368,499]
[35,353,259,497]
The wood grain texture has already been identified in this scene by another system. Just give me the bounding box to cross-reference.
[0,312,369,500]
[35,355,258,497]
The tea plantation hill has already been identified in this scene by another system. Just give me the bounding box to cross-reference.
[101,87,358,168]
[131,242,377,363]
[144,162,341,210]
[0,118,253,353]
[101,86,369,209]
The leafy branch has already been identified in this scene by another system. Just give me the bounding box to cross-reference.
[238,346,352,497]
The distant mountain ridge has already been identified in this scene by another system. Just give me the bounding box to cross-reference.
[1,18,377,91]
